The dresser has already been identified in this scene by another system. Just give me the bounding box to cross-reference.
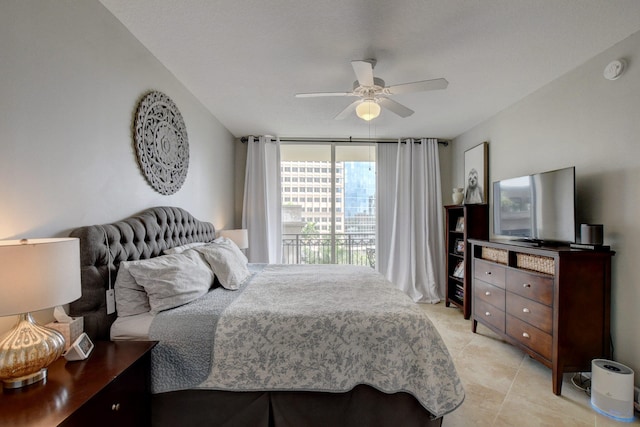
[0,340,156,426]
[469,239,613,395]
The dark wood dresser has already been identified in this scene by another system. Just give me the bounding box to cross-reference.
[0,340,156,427]
[469,239,613,395]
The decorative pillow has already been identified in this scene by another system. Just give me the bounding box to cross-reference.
[114,262,151,317]
[195,240,250,290]
[213,236,248,264]
[163,241,207,255]
[127,251,215,314]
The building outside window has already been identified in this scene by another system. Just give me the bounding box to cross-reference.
[281,143,376,267]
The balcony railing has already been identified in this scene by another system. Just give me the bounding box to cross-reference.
[282,233,376,268]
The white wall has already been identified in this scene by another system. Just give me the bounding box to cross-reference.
[0,1,236,331]
[449,30,640,383]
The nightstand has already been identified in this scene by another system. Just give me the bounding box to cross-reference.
[0,340,157,427]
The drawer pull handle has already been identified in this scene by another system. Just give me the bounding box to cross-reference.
[522,308,530,313]
[112,403,121,411]
[485,311,491,317]
[522,332,530,339]
[523,283,531,288]
[485,271,492,275]
[485,291,491,296]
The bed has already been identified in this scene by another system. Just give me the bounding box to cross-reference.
[69,206,464,426]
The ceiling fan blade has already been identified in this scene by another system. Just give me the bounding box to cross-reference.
[351,60,374,86]
[377,97,414,118]
[334,100,361,120]
[295,91,354,98]
[385,78,449,95]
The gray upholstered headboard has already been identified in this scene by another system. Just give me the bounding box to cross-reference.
[68,206,216,341]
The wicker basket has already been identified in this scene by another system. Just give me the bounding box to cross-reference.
[516,253,555,275]
[481,247,508,265]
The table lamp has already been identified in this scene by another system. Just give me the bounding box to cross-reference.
[218,229,249,250]
[0,238,81,389]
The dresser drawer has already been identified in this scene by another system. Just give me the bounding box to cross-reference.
[474,298,505,333]
[506,269,553,306]
[506,292,552,334]
[506,314,552,360]
[474,259,506,288]
[474,280,505,311]
[62,350,151,427]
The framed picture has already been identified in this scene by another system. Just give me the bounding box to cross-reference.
[453,261,465,279]
[464,142,488,204]
[454,239,465,254]
[455,217,465,232]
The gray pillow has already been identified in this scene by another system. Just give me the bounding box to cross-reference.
[114,261,151,317]
[195,240,250,290]
[127,251,215,314]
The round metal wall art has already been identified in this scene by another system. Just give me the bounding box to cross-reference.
[134,91,189,195]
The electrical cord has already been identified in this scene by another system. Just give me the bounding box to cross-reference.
[571,372,591,396]
[99,225,112,290]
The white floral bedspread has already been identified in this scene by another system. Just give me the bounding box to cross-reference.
[199,264,464,417]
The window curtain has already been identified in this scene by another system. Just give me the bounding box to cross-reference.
[242,136,282,263]
[376,143,398,276]
[379,138,444,303]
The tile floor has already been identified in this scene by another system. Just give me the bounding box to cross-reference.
[420,303,639,427]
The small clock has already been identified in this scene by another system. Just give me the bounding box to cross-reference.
[63,332,94,361]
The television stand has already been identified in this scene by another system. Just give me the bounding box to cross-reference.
[468,238,613,395]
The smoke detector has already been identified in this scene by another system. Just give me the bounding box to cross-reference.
[603,59,626,81]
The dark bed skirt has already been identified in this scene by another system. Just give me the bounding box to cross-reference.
[152,384,443,427]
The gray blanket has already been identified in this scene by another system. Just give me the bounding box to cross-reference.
[199,264,464,417]
[149,264,464,417]
[148,264,265,393]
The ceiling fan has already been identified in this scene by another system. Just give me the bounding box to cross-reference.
[295,59,448,121]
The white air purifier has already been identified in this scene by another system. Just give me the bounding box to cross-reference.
[591,359,635,422]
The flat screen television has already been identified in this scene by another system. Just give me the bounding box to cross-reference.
[493,166,576,244]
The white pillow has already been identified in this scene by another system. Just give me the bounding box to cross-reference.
[213,236,248,264]
[163,241,207,255]
[114,262,151,317]
[127,251,215,314]
[195,240,250,290]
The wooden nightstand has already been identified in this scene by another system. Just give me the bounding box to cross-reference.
[0,340,157,427]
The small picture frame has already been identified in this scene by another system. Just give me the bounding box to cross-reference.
[453,261,465,279]
[454,239,465,254]
[455,217,465,232]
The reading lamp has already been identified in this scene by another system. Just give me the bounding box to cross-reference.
[0,238,81,389]
[218,229,249,250]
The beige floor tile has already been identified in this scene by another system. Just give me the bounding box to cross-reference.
[442,381,506,426]
[418,302,639,426]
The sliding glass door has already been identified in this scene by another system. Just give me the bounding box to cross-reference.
[280,143,376,267]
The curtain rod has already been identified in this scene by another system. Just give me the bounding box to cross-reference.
[240,136,449,146]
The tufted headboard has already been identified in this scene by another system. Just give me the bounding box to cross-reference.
[68,206,216,341]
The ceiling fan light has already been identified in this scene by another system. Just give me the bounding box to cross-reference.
[356,100,381,121]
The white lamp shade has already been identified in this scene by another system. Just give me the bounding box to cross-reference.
[0,238,82,316]
[218,229,249,250]
[356,100,381,121]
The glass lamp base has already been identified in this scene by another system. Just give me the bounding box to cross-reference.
[2,368,47,390]
[0,313,64,390]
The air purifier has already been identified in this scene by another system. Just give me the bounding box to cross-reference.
[591,359,635,422]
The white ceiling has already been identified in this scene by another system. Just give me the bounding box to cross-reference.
[99,0,640,140]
